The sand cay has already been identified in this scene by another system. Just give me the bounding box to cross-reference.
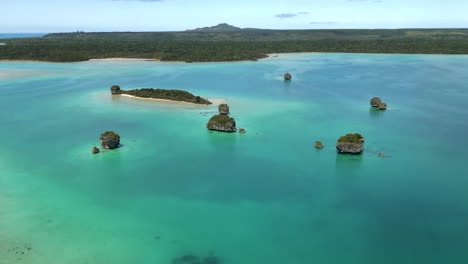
[119,94,226,105]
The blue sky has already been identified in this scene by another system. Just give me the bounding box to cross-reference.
[1,0,467,32]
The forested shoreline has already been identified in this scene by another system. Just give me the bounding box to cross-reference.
[1,28,468,62]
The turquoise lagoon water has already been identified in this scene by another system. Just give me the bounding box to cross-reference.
[0,33,46,39]
[1,54,468,264]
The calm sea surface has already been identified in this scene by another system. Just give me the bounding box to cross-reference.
[1,53,468,264]
[0,33,46,39]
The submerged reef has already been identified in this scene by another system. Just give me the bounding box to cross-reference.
[336,133,365,154]
[172,253,220,264]
[100,131,120,149]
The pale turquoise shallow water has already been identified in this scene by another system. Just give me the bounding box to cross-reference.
[1,53,468,264]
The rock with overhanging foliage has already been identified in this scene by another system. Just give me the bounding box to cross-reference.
[218,104,230,115]
[100,131,121,149]
[111,85,121,95]
[206,114,237,132]
[370,97,382,107]
[336,133,365,154]
[91,146,100,154]
[315,141,324,149]
[378,102,387,110]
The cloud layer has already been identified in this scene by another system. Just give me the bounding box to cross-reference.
[275,12,309,19]
[310,22,337,25]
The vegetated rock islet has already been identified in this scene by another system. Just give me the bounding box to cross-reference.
[100,131,120,149]
[336,133,365,154]
[110,85,212,105]
[370,97,388,110]
[206,104,237,132]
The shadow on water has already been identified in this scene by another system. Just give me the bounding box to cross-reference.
[335,152,364,172]
[205,130,238,150]
[369,107,384,119]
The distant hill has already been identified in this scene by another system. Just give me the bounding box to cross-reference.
[188,23,243,32]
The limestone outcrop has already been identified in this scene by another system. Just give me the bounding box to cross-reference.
[206,115,237,132]
[100,131,121,149]
[336,133,365,154]
[218,104,230,115]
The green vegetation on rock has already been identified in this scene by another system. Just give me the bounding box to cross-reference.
[91,146,100,154]
[378,102,387,110]
[110,85,121,95]
[100,131,120,149]
[336,133,365,154]
[337,133,364,144]
[218,104,229,115]
[315,141,324,149]
[206,114,237,132]
[208,114,234,126]
[370,97,382,107]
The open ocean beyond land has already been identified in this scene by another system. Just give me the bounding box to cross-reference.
[1,53,468,264]
[0,33,47,39]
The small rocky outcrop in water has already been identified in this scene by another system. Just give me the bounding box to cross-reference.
[284,73,292,80]
[371,97,388,110]
[218,104,230,115]
[378,102,387,110]
[91,146,100,154]
[100,131,121,149]
[336,133,365,154]
[111,85,121,95]
[370,97,382,107]
[207,104,237,132]
[315,141,324,149]
[207,115,237,132]
[239,128,246,133]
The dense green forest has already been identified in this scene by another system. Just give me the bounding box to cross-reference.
[1,28,468,62]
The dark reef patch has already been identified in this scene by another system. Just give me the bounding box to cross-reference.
[172,253,221,264]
